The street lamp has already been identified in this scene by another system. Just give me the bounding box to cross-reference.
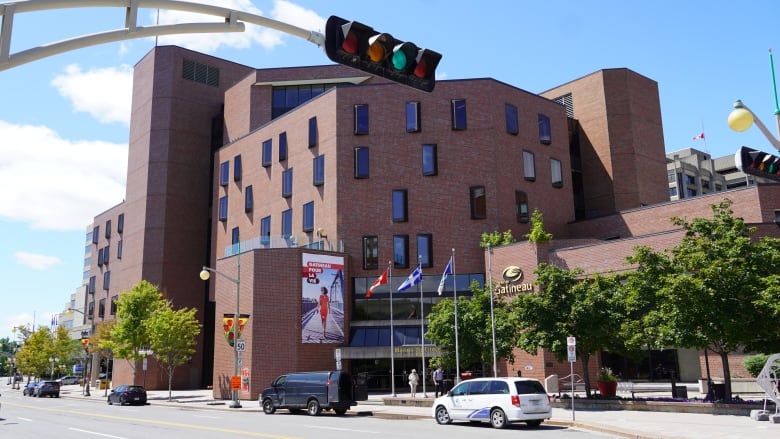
[728,100,780,151]
[67,307,93,397]
[10,356,18,390]
[200,265,242,409]
[49,355,59,378]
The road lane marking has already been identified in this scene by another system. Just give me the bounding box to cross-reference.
[70,427,127,438]
[305,425,382,434]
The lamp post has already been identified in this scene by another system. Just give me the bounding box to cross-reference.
[49,355,59,378]
[10,356,18,389]
[728,49,780,151]
[200,264,242,409]
[68,307,93,396]
[486,243,498,377]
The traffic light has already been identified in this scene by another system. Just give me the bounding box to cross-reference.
[735,146,780,182]
[324,15,442,92]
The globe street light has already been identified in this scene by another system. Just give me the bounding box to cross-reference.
[200,265,242,408]
[728,100,780,151]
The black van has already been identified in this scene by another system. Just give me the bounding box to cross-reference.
[259,371,357,415]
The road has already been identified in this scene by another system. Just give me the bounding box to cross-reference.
[0,389,617,439]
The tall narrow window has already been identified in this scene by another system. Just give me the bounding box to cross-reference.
[105,220,111,239]
[362,235,379,269]
[117,239,123,259]
[451,99,467,130]
[308,116,318,148]
[231,227,240,246]
[354,104,369,135]
[470,186,487,219]
[103,246,110,265]
[416,234,432,268]
[103,271,111,291]
[523,150,536,181]
[262,139,272,167]
[99,299,106,319]
[110,295,118,315]
[245,185,253,212]
[88,276,96,295]
[538,114,551,144]
[393,235,409,268]
[88,301,95,319]
[313,155,325,186]
[406,101,421,133]
[117,213,124,234]
[220,161,229,186]
[392,189,408,222]
[92,226,99,244]
[234,155,242,181]
[278,132,288,162]
[355,147,370,179]
[551,158,563,187]
[282,209,292,238]
[422,144,438,176]
[303,201,314,232]
[515,190,529,223]
[98,248,104,267]
[282,168,293,198]
[505,103,519,135]
[218,196,228,222]
[260,216,271,246]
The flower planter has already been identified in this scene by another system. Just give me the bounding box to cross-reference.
[597,380,618,397]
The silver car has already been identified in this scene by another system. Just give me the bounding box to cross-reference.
[432,377,552,429]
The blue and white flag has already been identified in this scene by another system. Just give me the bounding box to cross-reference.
[397,265,422,292]
[437,257,453,296]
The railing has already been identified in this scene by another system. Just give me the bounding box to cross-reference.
[223,234,343,257]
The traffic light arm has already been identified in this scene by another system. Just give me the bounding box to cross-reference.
[730,101,780,152]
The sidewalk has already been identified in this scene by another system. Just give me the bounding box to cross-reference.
[59,386,780,439]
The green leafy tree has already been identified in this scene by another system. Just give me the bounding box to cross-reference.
[16,327,55,379]
[147,305,202,401]
[427,281,516,376]
[525,208,553,243]
[111,280,166,382]
[480,230,516,248]
[513,264,624,397]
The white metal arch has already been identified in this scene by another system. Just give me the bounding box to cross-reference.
[0,0,325,71]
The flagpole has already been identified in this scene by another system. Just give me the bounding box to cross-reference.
[418,256,427,398]
[388,261,396,397]
[452,248,460,385]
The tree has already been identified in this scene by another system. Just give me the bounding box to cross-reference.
[147,305,201,400]
[480,229,516,248]
[513,264,624,397]
[525,208,553,243]
[15,327,55,379]
[111,280,166,382]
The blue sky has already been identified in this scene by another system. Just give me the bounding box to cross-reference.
[1,0,779,341]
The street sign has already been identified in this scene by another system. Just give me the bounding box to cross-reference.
[567,336,576,346]
[567,345,576,363]
[231,375,241,391]
[236,339,246,352]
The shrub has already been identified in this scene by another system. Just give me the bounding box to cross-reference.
[744,354,770,378]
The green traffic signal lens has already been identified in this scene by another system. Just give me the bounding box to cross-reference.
[392,51,408,70]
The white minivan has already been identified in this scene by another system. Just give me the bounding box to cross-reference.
[432,377,552,429]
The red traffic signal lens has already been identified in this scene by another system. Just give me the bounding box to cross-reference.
[413,59,428,79]
[342,32,359,54]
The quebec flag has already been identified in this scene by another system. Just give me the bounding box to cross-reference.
[397,265,422,292]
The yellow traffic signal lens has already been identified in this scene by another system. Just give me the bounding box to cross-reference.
[368,43,386,63]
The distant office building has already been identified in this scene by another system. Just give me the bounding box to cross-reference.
[666,148,728,201]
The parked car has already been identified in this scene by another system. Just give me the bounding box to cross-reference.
[107,385,147,406]
[35,380,61,398]
[431,377,552,429]
[58,376,82,385]
[259,371,357,415]
[23,381,39,396]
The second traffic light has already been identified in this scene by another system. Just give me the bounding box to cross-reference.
[324,15,442,92]
[735,146,780,182]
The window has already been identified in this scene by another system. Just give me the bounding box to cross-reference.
[313,155,325,186]
[538,114,551,144]
[103,271,111,291]
[355,147,370,178]
[92,226,99,244]
[98,248,104,267]
[392,190,408,222]
[551,158,563,188]
[308,116,317,148]
[245,185,253,212]
[88,276,96,295]
[470,186,487,219]
[669,187,678,197]
[422,144,437,176]
[262,139,272,167]
[105,220,111,239]
[117,240,123,259]
[393,235,409,268]
[260,216,271,246]
[515,191,529,223]
[220,161,229,186]
[88,301,95,319]
[234,155,242,181]
[272,84,335,118]
[282,168,293,198]
[363,235,379,269]
[354,104,369,135]
[523,150,536,181]
[182,59,219,87]
[99,299,106,319]
[278,132,288,162]
[117,213,124,234]
[281,209,292,238]
[686,188,697,197]
[451,99,467,130]
[685,174,696,185]
[505,103,519,135]
[218,196,228,222]
[110,295,118,315]
[303,201,314,232]
[231,227,240,245]
[417,234,432,268]
[406,101,421,132]
[103,246,110,266]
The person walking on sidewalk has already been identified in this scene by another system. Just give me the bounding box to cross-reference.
[408,369,419,398]
[433,366,444,397]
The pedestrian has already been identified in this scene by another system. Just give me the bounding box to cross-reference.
[408,369,419,398]
[433,366,444,397]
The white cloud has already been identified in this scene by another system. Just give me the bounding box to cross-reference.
[14,252,62,270]
[0,120,127,231]
[50,64,133,126]
[152,0,325,53]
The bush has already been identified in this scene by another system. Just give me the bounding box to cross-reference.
[744,354,770,378]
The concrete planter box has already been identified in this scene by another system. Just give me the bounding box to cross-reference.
[551,398,774,416]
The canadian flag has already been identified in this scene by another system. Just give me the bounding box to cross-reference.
[366,269,388,298]
[692,132,705,140]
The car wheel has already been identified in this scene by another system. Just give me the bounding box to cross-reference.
[489,408,507,429]
[261,398,275,414]
[526,420,542,428]
[306,399,321,416]
[119,395,128,406]
[334,408,347,415]
[435,406,452,425]
[107,398,113,405]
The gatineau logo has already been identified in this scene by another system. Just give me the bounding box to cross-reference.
[501,265,524,283]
